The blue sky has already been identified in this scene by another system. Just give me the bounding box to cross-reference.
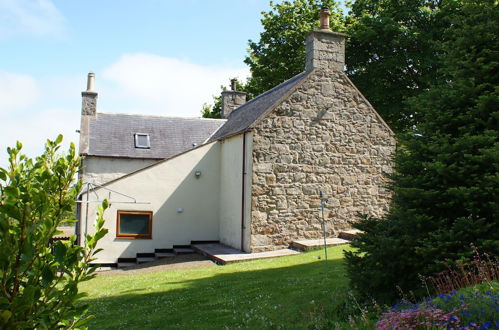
[0,0,345,167]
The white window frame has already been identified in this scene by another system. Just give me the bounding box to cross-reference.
[134,133,150,149]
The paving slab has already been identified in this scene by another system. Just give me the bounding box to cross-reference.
[291,238,350,251]
[192,243,300,265]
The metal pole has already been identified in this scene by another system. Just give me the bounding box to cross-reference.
[320,191,328,261]
[84,183,90,243]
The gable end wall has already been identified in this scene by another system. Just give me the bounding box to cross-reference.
[250,70,396,252]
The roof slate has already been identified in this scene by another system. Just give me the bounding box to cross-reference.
[209,71,310,142]
[87,114,225,159]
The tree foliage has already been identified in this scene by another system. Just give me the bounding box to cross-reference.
[345,0,499,303]
[346,0,452,133]
[244,0,345,97]
[0,136,108,328]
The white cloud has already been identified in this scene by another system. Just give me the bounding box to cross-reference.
[101,53,249,117]
[0,70,81,169]
[0,107,79,169]
[0,70,40,114]
[0,0,65,37]
[0,54,249,168]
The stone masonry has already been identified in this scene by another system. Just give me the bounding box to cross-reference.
[248,11,395,252]
[250,69,395,252]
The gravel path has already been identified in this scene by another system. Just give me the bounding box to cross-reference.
[97,254,217,276]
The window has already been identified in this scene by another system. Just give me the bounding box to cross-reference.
[134,133,150,149]
[116,211,152,239]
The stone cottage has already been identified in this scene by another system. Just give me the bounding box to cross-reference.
[77,8,395,264]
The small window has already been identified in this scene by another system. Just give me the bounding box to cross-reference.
[117,211,152,239]
[134,133,150,149]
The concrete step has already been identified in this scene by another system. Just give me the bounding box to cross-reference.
[192,243,300,265]
[291,238,350,251]
[174,247,195,255]
[136,257,156,264]
[117,262,136,268]
[155,252,176,258]
[338,229,363,241]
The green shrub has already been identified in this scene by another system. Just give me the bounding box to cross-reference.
[0,136,108,329]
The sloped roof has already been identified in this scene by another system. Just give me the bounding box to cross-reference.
[209,71,310,142]
[87,113,225,159]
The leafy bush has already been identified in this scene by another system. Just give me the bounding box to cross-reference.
[0,136,108,328]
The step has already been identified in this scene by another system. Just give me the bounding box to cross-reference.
[117,262,136,268]
[174,247,195,255]
[338,229,363,241]
[136,257,156,264]
[192,243,300,265]
[291,238,350,251]
[155,252,176,258]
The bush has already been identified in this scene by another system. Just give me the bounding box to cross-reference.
[0,136,108,328]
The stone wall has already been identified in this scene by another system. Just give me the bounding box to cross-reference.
[250,70,396,252]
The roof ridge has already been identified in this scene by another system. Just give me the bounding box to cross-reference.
[95,112,227,121]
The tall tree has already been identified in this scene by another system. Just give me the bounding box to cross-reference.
[346,0,452,133]
[244,0,345,97]
[345,0,499,303]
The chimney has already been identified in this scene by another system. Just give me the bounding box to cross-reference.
[81,72,98,116]
[305,7,347,72]
[221,79,246,118]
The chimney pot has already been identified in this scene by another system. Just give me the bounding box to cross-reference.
[320,7,331,30]
[230,79,237,91]
[86,72,95,92]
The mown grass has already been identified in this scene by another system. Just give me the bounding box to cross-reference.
[80,246,354,329]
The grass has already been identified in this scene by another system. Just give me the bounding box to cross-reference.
[80,245,354,329]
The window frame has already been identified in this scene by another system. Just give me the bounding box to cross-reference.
[134,133,150,149]
[116,210,153,239]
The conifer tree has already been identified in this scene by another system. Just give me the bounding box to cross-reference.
[345,0,499,303]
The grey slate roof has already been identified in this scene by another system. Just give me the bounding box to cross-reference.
[209,71,310,142]
[87,113,225,159]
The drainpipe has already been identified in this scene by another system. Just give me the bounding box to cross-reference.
[241,133,246,251]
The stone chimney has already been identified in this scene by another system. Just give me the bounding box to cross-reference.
[221,79,246,118]
[79,72,97,156]
[305,7,347,72]
[81,72,98,116]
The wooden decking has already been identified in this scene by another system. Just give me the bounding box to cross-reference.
[192,243,300,265]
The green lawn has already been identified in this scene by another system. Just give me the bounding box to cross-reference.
[80,245,354,329]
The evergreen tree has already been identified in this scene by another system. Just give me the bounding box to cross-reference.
[345,0,499,303]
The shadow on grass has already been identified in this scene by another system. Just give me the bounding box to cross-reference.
[84,258,348,329]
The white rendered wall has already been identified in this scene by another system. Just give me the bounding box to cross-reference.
[80,142,221,263]
[81,157,158,185]
[219,133,253,251]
